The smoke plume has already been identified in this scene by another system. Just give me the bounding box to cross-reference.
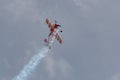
[12,46,49,80]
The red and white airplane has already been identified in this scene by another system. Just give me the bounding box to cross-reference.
[44,18,62,48]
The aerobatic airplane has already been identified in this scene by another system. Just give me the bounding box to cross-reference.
[44,18,62,48]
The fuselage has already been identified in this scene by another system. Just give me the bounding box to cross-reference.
[48,28,60,46]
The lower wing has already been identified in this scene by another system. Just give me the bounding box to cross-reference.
[56,33,62,44]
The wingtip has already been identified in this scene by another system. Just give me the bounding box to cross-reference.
[46,18,49,24]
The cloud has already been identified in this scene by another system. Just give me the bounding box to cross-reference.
[44,54,73,79]
[107,73,120,80]
[45,53,55,77]
[72,0,101,16]
[4,0,41,21]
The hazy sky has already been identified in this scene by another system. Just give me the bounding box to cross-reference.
[0,0,120,80]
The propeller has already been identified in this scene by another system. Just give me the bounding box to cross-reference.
[59,25,61,27]
[54,20,62,33]
[55,20,57,24]
[55,20,61,27]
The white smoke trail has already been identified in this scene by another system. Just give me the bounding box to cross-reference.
[12,27,60,80]
[12,46,49,80]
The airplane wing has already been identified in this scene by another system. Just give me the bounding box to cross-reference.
[46,18,52,28]
[55,33,62,44]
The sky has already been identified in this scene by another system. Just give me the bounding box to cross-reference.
[0,0,120,80]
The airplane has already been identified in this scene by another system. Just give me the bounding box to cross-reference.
[44,18,62,48]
